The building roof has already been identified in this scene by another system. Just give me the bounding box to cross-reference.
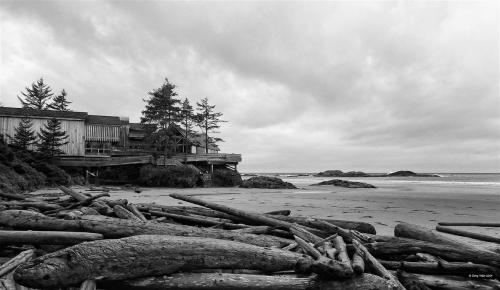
[0,106,88,119]
[86,115,123,125]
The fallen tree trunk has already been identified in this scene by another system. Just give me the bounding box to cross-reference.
[395,222,500,257]
[438,222,500,227]
[435,225,500,244]
[270,215,376,234]
[59,185,87,201]
[0,191,25,201]
[14,235,314,288]
[380,260,499,277]
[0,249,35,277]
[0,230,103,245]
[114,205,142,221]
[108,272,396,290]
[150,211,248,229]
[0,201,61,211]
[0,210,291,248]
[126,203,148,222]
[352,239,405,290]
[364,238,500,267]
[395,271,500,290]
[169,193,294,229]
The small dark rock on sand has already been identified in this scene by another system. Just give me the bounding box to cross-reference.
[311,179,376,188]
[240,176,297,189]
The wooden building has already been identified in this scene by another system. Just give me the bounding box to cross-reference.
[0,107,87,155]
[0,107,240,168]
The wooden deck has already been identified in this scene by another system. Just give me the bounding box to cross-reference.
[54,153,241,167]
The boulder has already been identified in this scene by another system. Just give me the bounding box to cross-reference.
[311,179,376,188]
[240,176,297,189]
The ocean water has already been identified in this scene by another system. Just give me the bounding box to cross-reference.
[243,173,500,188]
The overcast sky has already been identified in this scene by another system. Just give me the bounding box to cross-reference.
[0,1,498,173]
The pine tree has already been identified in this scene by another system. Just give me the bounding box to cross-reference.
[18,78,54,110]
[180,98,195,162]
[195,97,226,154]
[141,78,181,161]
[48,89,71,111]
[37,118,69,157]
[11,116,37,150]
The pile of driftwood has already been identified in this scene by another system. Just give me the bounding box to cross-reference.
[0,186,499,290]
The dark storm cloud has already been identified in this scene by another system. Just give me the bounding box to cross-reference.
[1,0,498,172]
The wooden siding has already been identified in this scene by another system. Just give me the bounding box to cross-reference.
[85,124,120,142]
[0,116,85,156]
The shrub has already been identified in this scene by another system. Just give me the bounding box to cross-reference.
[32,162,71,185]
[139,165,200,188]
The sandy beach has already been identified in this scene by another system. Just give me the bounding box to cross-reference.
[62,175,499,246]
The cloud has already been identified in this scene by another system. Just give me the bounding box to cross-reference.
[0,0,498,172]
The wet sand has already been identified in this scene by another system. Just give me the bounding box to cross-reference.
[94,177,500,245]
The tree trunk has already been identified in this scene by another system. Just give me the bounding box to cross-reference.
[351,239,405,290]
[59,185,87,201]
[394,223,500,258]
[363,238,500,267]
[0,249,35,277]
[380,260,499,277]
[270,215,376,234]
[114,205,142,221]
[126,204,148,222]
[106,273,396,290]
[435,225,500,244]
[150,211,248,229]
[394,272,500,290]
[0,210,291,248]
[14,235,313,289]
[0,191,25,201]
[0,201,61,211]
[437,222,500,227]
[0,230,103,245]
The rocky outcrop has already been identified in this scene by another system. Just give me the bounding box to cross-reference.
[387,171,440,177]
[240,176,297,189]
[311,179,376,188]
[314,170,371,177]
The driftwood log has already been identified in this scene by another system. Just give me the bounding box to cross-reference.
[114,205,142,221]
[435,225,500,244]
[380,260,499,277]
[0,230,103,245]
[14,235,314,288]
[150,211,248,229]
[270,215,376,234]
[395,222,499,254]
[59,185,87,201]
[109,272,396,290]
[0,210,291,247]
[395,271,500,290]
[438,222,500,227]
[0,249,35,277]
[351,239,405,290]
[363,238,500,267]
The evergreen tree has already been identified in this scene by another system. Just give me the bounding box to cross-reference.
[48,89,71,111]
[37,118,69,157]
[141,78,181,161]
[18,78,54,110]
[11,116,37,150]
[195,97,226,154]
[180,98,194,162]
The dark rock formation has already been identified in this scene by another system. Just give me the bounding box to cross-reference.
[240,176,297,189]
[212,169,242,187]
[314,170,370,177]
[387,170,440,177]
[311,179,376,188]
